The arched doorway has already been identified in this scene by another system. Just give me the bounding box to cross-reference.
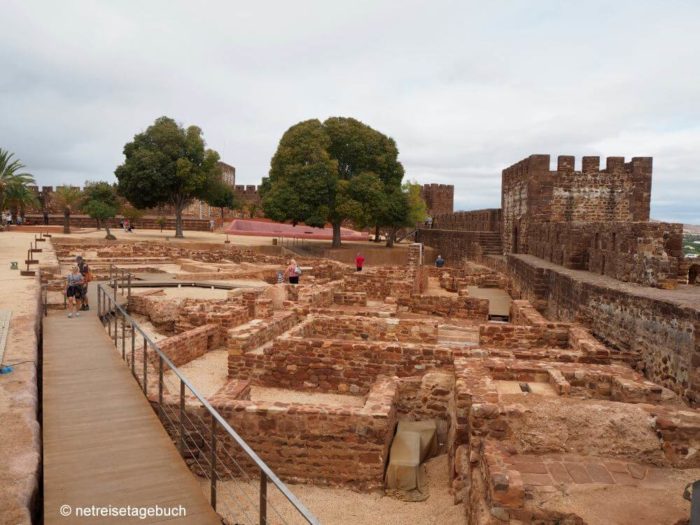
[689,264,700,285]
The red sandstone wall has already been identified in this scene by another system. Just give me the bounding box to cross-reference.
[229,337,457,394]
[156,324,219,367]
[491,254,700,405]
[421,184,454,216]
[431,209,501,232]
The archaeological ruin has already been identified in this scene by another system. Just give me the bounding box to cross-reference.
[6,153,697,525]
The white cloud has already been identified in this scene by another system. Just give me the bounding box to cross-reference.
[1,0,699,223]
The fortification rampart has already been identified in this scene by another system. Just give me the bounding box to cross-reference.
[421,183,454,216]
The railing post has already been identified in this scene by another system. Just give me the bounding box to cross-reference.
[210,414,217,511]
[121,315,126,358]
[113,309,118,346]
[158,356,164,407]
[142,337,148,395]
[131,326,135,376]
[107,291,112,336]
[179,380,185,456]
[260,469,267,525]
[127,272,132,304]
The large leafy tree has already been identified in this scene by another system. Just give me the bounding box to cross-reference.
[261,117,405,247]
[53,186,83,234]
[82,181,119,238]
[0,148,35,213]
[115,116,221,238]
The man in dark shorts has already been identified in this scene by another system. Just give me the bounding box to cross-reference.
[76,256,91,311]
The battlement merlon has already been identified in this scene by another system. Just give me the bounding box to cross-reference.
[503,155,653,179]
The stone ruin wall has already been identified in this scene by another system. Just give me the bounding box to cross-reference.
[432,208,502,232]
[421,183,454,216]
[501,154,653,254]
[480,253,700,406]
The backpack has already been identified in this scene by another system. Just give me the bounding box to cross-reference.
[295,265,302,276]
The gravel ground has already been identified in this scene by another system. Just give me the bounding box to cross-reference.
[207,454,465,525]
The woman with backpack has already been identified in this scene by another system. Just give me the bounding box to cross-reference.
[66,265,84,318]
[284,258,301,284]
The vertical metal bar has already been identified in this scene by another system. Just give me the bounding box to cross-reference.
[158,356,164,406]
[109,264,113,284]
[131,325,135,376]
[210,414,217,510]
[142,337,148,395]
[97,287,101,318]
[107,292,112,336]
[121,315,126,358]
[259,470,267,525]
[113,309,118,346]
[122,270,126,296]
[178,380,185,456]
[127,272,132,304]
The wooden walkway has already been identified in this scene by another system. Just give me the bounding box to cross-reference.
[43,307,221,524]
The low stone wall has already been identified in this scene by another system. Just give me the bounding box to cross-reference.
[175,299,250,336]
[478,323,570,349]
[432,209,502,232]
[226,312,299,359]
[416,229,503,264]
[166,377,399,489]
[333,291,367,306]
[398,294,489,321]
[343,269,413,299]
[488,254,700,405]
[0,274,41,523]
[230,336,458,394]
[156,324,219,367]
[396,371,455,451]
[24,214,213,231]
[289,315,438,344]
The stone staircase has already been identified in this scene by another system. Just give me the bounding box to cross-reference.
[477,232,503,255]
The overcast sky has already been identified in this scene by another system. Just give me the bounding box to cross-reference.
[1,1,699,223]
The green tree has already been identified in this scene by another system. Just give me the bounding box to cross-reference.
[377,181,428,247]
[53,186,83,234]
[204,179,240,222]
[82,181,119,238]
[0,148,35,213]
[5,181,39,222]
[262,117,404,248]
[115,116,221,238]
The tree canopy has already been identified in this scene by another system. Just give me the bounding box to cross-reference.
[115,116,221,238]
[82,181,119,238]
[203,179,240,220]
[0,148,35,213]
[261,117,405,247]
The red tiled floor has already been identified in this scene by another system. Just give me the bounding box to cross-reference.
[547,462,574,484]
[585,463,615,484]
[520,472,554,486]
[565,463,593,484]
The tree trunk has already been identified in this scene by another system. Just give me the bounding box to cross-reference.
[63,209,70,234]
[374,225,381,243]
[105,226,114,240]
[96,218,101,230]
[174,203,185,238]
[386,227,397,247]
[331,222,341,248]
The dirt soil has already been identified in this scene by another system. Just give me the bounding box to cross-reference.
[502,396,667,464]
[207,454,465,525]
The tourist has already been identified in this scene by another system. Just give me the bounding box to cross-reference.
[210,218,215,231]
[284,258,301,285]
[76,256,91,311]
[355,252,365,272]
[66,265,84,318]
[435,254,445,268]
[123,219,130,232]
[43,209,49,225]
[425,215,433,228]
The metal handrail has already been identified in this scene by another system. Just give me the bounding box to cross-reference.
[97,280,319,525]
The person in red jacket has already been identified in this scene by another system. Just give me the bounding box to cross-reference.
[355,252,365,272]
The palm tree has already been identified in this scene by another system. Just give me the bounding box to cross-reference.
[0,148,35,212]
[53,186,83,234]
[5,182,39,223]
